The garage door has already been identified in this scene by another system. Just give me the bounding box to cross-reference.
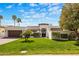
[8,30,22,38]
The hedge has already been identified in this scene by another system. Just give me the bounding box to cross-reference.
[52,32,61,39]
[32,33,40,38]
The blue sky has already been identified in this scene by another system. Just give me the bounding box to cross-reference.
[0,3,63,26]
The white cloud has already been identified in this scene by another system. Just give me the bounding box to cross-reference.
[39,3,49,6]
[22,12,29,15]
[0,10,3,12]
[22,9,37,19]
[53,6,59,10]
[29,3,37,7]
[40,8,47,12]
[48,3,60,8]
[19,9,25,13]
[48,5,62,15]
[45,17,50,19]
[22,9,36,16]
[48,6,59,12]
[22,10,36,18]
[26,22,33,26]
[52,3,60,6]
[52,11,58,15]
[48,8,53,11]
[22,11,47,22]
[29,9,36,14]
[23,15,31,19]
[50,10,59,15]
[59,9,62,12]
[40,13,46,17]
[21,19,33,26]
[32,12,46,18]
[26,16,31,18]
[18,3,22,6]
[6,5,13,9]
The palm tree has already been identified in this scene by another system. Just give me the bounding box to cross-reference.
[0,15,3,26]
[12,15,17,27]
[17,18,22,26]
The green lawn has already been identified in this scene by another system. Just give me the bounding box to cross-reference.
[0,38,79,55]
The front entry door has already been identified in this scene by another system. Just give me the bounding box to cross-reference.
[41,28,46,37]
[42,33,46,37]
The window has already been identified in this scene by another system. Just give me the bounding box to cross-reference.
[61,34,68,38]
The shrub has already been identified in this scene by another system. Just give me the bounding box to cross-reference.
[68,32,76,40]
[32,33,40,38]
[52,32,60,39]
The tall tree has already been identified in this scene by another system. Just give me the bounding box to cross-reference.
[12,15,17,27]
[0,15,3,26]
[59,3,79,39]
[17,18,22,26]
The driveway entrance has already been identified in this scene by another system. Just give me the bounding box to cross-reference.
[0,38,18,45]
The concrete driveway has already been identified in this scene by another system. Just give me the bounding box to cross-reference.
[0,38,18,45]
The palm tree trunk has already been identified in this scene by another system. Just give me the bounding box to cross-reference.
[0,19,1,26]
[14,20,15,27]
[19,23,20,27]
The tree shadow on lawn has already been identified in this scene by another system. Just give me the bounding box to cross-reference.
[74,43,79,46]
[52,38,76,42]
[74,44,79,46]
[52,39,69,42]
[74,40,79,46]
[21,40,34,43]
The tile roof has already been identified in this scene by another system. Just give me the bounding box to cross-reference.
[5,26,27,30]
[0,24,60,30]
[27,26,39,30]
[39,23,49,25]
[51,26,60,28]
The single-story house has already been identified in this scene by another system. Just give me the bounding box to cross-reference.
[0,23,61,39]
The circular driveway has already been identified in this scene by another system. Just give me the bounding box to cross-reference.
[0,38,18,45]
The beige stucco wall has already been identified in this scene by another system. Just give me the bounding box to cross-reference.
[0,27,6,37]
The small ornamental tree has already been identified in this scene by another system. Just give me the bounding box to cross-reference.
[21,30,32,42]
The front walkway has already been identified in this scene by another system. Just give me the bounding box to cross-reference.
[0,38,18,45]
